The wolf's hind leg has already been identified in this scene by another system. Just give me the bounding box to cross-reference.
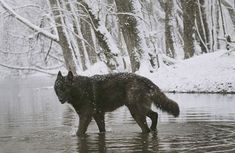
[77,114,92,136]
[132,114,150,133]
[128,107,150,133]
[147,110,158,131]
[93,112,106,133]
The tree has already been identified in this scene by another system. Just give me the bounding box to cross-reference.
[115,0,154,72]
[195,0,210,53]
[165,0,176,58]
[84,1,122,70]
[182,0,197,59]
[48,0,78,74]
[1,0,235,76]
[0,0,64,75]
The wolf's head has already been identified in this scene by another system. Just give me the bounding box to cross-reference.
[54,71,74,104]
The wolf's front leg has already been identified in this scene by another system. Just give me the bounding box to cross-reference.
[77,114,92,136]
[93,112,105,133]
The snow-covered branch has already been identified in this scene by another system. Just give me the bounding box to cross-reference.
[0,62,56,75]
[0,49,29,54]
[34,64,64,70]
[0,0,59,42]
[161,54,179,65]
[54,22,94,49]
[78,0,122,70]
[108,12,150,27]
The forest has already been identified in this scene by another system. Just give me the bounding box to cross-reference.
[1,1,235,152]
[0,0,234,76]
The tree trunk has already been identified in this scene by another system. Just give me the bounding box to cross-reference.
[196,0,210,53]
[48,0,78,74]
[182,0,197,59]
[165,0,176,58]
[67,0,88,71]
[115,0,140,72]
[216,0,221,49]
[78,0,121,71]
[80,15,97,65]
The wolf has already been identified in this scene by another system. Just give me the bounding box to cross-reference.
[54,71,179,136]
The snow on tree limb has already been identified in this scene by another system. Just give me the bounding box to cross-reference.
[0,49,29,54]
[0,62,56,75]
[78,0,122,70]
[47,0,79,74]
[131,0,154,71]
[0,0,59,42]
[80,1,120,54]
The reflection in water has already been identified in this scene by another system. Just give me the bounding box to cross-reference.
[76,134,107,153]
[0,78,235,152]
[76,132,159,153]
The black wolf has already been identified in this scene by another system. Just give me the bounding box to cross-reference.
[54,71,179,136]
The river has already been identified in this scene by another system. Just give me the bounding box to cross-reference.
[0,77,235,153]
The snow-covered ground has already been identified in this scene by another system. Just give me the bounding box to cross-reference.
[81,49,235,93]
[140,50,235,93]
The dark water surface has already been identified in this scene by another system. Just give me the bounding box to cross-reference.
[0,77,235,153]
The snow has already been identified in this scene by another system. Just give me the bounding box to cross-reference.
[81,62,109,76]
[69,49,235,94]
[0,0,58,41]
[1,1,235,94]
[131,0,152,71]
[97,24,119,55]
[137,50,235,93]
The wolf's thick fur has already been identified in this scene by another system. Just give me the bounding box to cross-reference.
[54,71,179,135]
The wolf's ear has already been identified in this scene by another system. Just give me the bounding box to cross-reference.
[67,71,73,81]
[57,71,62,78]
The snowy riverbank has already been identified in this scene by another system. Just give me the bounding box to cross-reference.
[81,49,235,93]
[142,50,235,93]
[1,50,234,94]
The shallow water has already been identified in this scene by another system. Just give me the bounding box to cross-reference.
[0,77,235,153]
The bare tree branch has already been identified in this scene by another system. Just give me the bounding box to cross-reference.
[0,49,29,54]
[0,0,59,42]
[0,62,56,75]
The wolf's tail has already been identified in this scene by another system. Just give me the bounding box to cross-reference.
[152,90,180,117]
[137,75,180,117]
